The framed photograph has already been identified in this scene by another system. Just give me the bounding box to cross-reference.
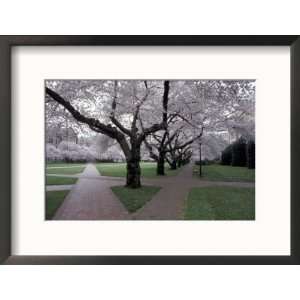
[0,36,299,264]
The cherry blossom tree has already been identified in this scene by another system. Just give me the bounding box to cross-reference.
[46,80,170,188]
[142,79,255,175]
[45,79,255,184]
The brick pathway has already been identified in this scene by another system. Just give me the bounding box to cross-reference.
[132,164,193,220]
[49,163,254,220]
[53,164,129,220]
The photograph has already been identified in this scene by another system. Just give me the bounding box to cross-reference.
[45,79,255,220]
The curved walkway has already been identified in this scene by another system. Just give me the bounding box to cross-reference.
[53,164,129,220]
[133,164,254,220]
[48,163,254,220]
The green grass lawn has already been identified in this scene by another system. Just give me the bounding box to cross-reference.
[46,190,69,220]
[184,186,255,220]
[46,162,86,168]
[96,162,180,178]
[46,176,78,185]
[111,185,161,213]
[46,165,86,174]
[193,164,255,182]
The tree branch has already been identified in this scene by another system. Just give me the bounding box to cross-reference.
[138,80,170,143]
[166,127,204,153]
[46,86,131,158]
[109,81,132,136]
[162,81,169,123]
[132,80,150,131]
[144,137,159,161]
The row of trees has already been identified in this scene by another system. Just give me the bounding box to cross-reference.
[46,80,255,188]
[221,137,255,169]
[46,142,94,162]
[46,140,125,163]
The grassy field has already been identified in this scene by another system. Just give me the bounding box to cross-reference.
[193,164,255,182]
[46,163,84,185]
[96,162,180,178]
[46,162,86,166]
[46,165,86,174]
[111,185,161,213]
[46,176,78,185]
[46,190,69,219]
[184,186,255,220]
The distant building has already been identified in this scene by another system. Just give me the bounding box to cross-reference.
[46,126,78,146]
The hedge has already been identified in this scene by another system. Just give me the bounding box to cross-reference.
[247,140,255,169]
[221,138,255,169]
[221,144,233,165]
[231,137,247,166]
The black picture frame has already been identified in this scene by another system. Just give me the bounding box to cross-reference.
[0,35,299,265]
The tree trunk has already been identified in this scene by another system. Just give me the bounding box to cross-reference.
[126,159,141,188]
[199,142,202,177]
[170,160,177,170]
[177,157,182,168]
[157,152,165,175]
[126,144,141,188]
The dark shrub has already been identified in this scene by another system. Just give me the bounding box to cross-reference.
[221,144,233,165]
[95,158,115,163]
[195,159,214,166]
[231,137,247,167]
[247,140,255,169]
